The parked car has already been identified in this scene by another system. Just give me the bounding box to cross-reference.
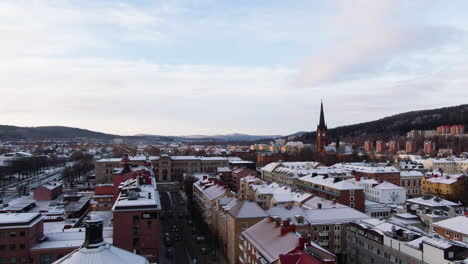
[166,247,175,258]
[174,234,181,241]
[196,236,205,242]
[191,227,197,234]
[200,247,209,254]
[164,236,172,246]
[171,225,179,232]
[188,220,193,225]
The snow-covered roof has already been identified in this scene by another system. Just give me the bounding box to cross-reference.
[332,162,400,174]
[424,172,465,185]
[406,196,460,207]
[433,216,468,235]
[272,193,312,203]
[304,207,370,225]
[241,218,299,263]
[299,175,363,191]
[32,227,113,250]
[112,177,161,211]
[374,181,405,190]
[400,171,424,177]
[0,213,41,225]
[217,167,232,172]
[227,201,268,219]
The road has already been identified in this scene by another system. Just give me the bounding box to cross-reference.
[159,190,228,264]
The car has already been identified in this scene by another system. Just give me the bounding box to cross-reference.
[179,200,184,205]
[171,225,179,232]
[191,227,197,234]
[164,232,170,238]
[166,247,175,258]
[174,234,181,241]
[188,220,193,225]
[164,236,172,246]
[196,236,205,242]
[63,225,73,229]
[200,247,209,254]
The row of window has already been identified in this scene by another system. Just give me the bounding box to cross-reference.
[0,231,25,238]
[0,256,28,264]
[0,244,26,250]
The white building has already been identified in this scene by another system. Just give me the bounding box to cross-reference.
[350,179,406,204]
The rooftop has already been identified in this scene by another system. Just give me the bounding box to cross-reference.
[112,177,161,211]
[227,200,268,219]
[0,213,41,225]
[433,216,468,235]
[299,175,363,191]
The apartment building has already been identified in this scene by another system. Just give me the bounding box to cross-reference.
[296,175,365,212]
[95,154,228,183]
[347,218,468,264]
[193,177,229,228]
[400,171,423,198]
[112,176,161,263]
[422,158,468,174]
[331,163,401,186]
[421,172,466,202]
[349,179,406,204]
[261,162,322,187]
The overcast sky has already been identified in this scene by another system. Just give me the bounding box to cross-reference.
[1,0,467,136]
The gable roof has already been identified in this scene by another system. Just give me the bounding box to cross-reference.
[227,201,268,219]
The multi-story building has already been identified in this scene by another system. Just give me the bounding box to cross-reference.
[364,141,374,152]
[388,141,399,153]
[347,218,468,264]
[375,141,386,153]
[400,171,423,198]
[403,195,465,228]
[193,177,229,228]
[239,176,265,199]
[225,200,267,264]
[240,217,335,264]
[331,163,401,186]
[424,141,436,155]
[0,213,44,264]
[256,152,287,167]
[406,140,417,154]
[112,176,161,263]
[349,179,406,204]
[432,216,468,242]
[231,167,257,193]
[261,161,322,187]
[95,154,229,183]
[422,158,468,174]
[450,125,465,134]
[297,175,365,212]
[421,172,466,202]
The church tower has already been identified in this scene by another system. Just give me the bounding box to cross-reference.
[316,100,329,152]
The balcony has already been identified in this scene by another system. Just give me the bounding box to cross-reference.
[239,255,245,264]
[319,232,329,236]
[239,243,245,251]
[318,241,329,246]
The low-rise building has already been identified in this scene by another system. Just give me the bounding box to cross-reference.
[33,181,63,201]
[432,216,468,243]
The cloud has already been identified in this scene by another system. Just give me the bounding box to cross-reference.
[296,0,463,86]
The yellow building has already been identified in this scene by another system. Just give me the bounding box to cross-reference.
[421,172,466,202]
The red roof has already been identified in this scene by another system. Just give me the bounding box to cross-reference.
[279,252,321,264]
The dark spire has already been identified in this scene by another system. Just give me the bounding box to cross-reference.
[318,100,326,130]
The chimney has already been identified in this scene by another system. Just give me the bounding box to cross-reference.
[275,221,281,228]
[283,220,290,228]
[83,215,105,248]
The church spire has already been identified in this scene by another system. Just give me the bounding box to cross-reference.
[318,100,326,129]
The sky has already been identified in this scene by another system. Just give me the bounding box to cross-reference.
[0,0,467,136]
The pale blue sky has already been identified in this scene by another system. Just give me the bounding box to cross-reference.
[0,0,467,136]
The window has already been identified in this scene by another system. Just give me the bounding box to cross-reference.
[0,245,5,251]
[133,215,139,225]
[147,221,152,228]
[350,196,355,201]
[335,225,340,231]
[324,226,330,231]
[313,227,318,232]
[446,231,451,236]
[241,223,249,229]
[9,244,16,250]
[133,227,139,235]
[39,254,54,264]
[19,257,27,263]
[9,257,15,263]
[350,190,355,195]
[133,238,139,247]
[455,233,459,239]
[9,232,16,238]
[0,232,4,238]
[350,202,355,208]
[19,244,25,250]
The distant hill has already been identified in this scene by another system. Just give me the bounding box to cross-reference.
[0,126,280,142]
[299,104,468,143]
[0,125,118,140]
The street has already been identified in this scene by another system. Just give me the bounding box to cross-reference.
[159,189,229,264]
